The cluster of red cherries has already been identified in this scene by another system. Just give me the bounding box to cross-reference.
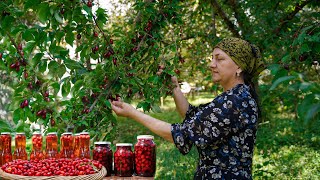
[1,158,102,176]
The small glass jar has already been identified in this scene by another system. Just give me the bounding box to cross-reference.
[134,135,156,177]
[114,143,134,177]
[93,142,113,176]
[13,133,28,160]
[1,132,12,165]
[60,132,74,158]
[30,132,44,160]
[45,132,59,159]
[73,133,80,158]
[79,132,90,159]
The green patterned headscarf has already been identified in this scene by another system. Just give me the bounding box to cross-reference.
[215,37,265,78]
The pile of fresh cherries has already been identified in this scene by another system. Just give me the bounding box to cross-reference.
[1,158,103,176]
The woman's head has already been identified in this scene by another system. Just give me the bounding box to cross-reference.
[214,37,265,79]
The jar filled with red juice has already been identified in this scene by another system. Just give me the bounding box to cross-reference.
[13,133,28,160]
[73,133,80,158]
[60,132,74,158]
[134,135,156,177]
[79,132,90,159]
[30,132,44,160]
[93,141,112,176]
[1,132,12,165]
[114,143,134,177]
[45,132,59,159]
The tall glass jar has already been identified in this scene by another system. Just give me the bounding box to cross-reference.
[13,133,28,160]
[1,132,12,165]
[73,133,80,158]
[0,133,3,166]
[134,135,156,177]
[60,132,74,158]
[79,132,90,159]
[45,132,59,159]
[30,132,44,160]
[93,142,113,176]
[114,143,134,177]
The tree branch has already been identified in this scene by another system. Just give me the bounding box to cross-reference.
[273,0,313,35]
[226,0,251,36]
[210,0,240,38]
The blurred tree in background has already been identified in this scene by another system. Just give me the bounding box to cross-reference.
[0,0,319,139]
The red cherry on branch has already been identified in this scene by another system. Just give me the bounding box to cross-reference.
[77,33,81,40]
[109,39,113,44]
[0,53,2,59]
[113,58,117,66]
[87,0,93,7]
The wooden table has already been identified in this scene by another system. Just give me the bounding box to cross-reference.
[104,176,154,180]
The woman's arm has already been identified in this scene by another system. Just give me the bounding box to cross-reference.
[171,76,190,118]
[111,100,173,142]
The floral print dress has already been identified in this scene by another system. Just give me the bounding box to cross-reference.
[171,84,258,180]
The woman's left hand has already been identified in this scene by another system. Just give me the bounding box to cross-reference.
[111,100,137,118]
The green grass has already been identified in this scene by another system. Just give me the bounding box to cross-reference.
[114,93,320,180]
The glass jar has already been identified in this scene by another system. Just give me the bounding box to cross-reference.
[45,132,59,159]
[0,133,3,166]
[93,142,113,176]
[13,133,28,160]
[1,132,12,165]
[114,143,134,177]
[60,132,74,158]
[73,133,80,158]
[30,132,44,160]
[79,132,90,159]
[134,135,156,177]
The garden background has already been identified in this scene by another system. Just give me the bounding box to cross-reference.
[0,0,319,179]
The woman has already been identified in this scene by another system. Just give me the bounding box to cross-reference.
[111,37,265,179]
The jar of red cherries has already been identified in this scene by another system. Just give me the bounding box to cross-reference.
[93,142,113,176]
[73,133,80,158]
[79,132,90,159]
[134,135,156,177]
[60,132,74,158]
[45,132,59,159]
[13,133,28,160]
[114,143,134,177]
[1,132,12,165]
[30,132,44,160]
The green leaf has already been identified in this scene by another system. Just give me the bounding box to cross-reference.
[1,16,15,31]
[151,104,162,113]
[54,11,64,24]
[13,108,22,124]
[270,76,296,90]
[25,0,41,9]
[300,43,311,53]
[65,31,75,47]
[105,100,111,109]
[0,119,13,132]
[22,29,35,41]
[83,5,92,15]
[71,80,83,95]
[62,81,71,98]
[37,3,50,24]
[268,64,281,75]
[0,59,6,70]
[305,103,320,123]
[48,61,60,75]
[31,53,43,67]
[24,41,36,53]
[64,58,83,70]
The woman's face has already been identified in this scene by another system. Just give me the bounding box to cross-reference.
[209,48,241,89]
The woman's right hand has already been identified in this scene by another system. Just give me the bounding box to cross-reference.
[111,100,137,118]
[171,76,180,89]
